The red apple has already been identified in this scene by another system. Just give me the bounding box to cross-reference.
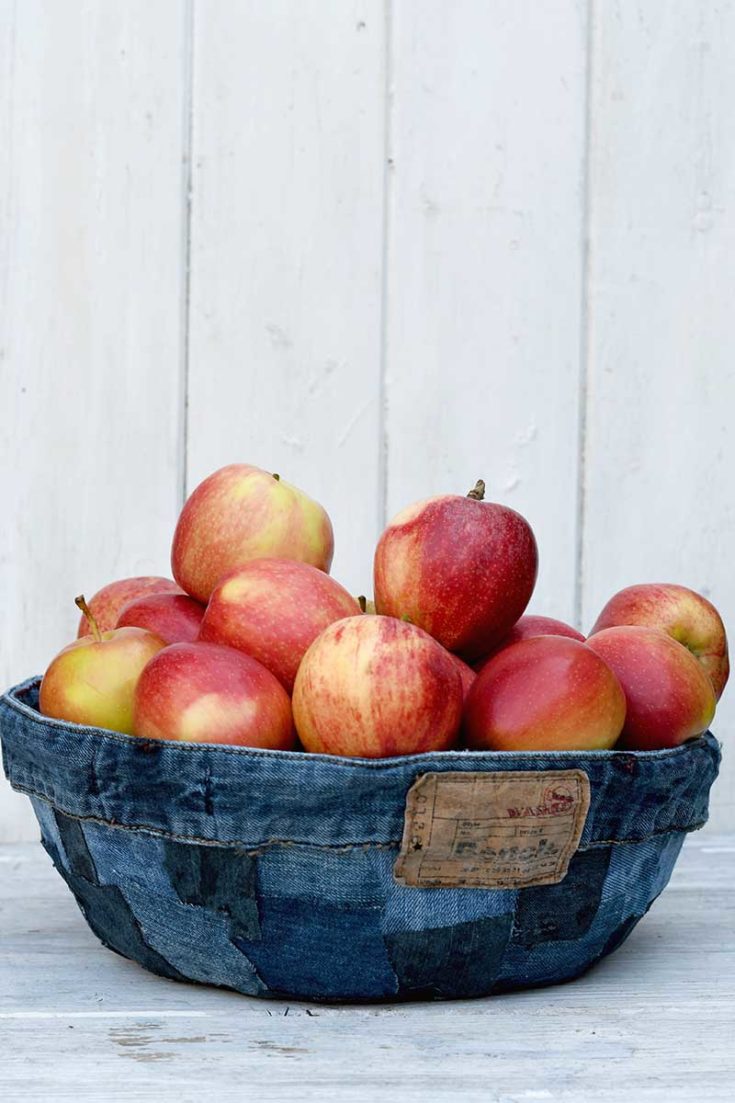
[464,636,626,752]
[133,642,294,748]
[373,480,538,660]
[199,558,360,692]
[116,592,205,645]
[42,597,166,734]
[591,583,729,700]
[292,615,463,757]
[171,464,334,603]
[586,626,716,750]
[77,576,182,637]
[473,614,585,671]
[448,651,477,702]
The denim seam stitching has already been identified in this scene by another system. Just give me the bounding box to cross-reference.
[15,784,705,851]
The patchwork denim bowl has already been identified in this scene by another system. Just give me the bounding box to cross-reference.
[0,677,721,1003]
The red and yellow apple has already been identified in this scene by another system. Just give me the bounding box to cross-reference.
[42,598,166,734]
[171,464,334,603]
[373,480,538,660]
[586,626,716,750]
[292,615,463,757]
[76,576,182,637]
[473,614,585,670]
[117,592,205,645]
[591,583,729,700]
[199,558,360,692]
[464,636,626,752]
[133,642,294,748]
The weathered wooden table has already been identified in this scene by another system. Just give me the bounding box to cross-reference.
[1,835,732,1102]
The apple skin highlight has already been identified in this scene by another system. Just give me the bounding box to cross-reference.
[200,558,360,692]
[172,464,334,604]
[464,636,626,752]
[293,615,463,757]
[591,583,729,700]
[41,626,166,735]
[586,626,716,750]
[133,642,295,749]
[374,485,538,661]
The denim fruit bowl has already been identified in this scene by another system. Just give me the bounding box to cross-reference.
[0,676,720,1003]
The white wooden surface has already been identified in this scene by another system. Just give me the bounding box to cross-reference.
[581,3,735,831]
[186,0,386,596]
[1,0,734,837]
[384,0,587,620]
[0,1,187,840]
[1,834,733,1101]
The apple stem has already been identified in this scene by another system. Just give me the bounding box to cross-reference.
[357,595,367,613]
[272,472,280,481]
[467,479,485,501]
[75,595,102,642]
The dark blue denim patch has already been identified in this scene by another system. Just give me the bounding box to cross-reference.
[1,677,722,1003]
[162,839,260,941]
[510,847,612,949]
[385,914,514,999]
[234,892,399,1001]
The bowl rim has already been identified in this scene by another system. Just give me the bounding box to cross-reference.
[1,675,720,770]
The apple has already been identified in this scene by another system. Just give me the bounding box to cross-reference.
[585,626,716,750]
[41,597,166,734]
[292,615,463,757]
[473,614,585,670]
[373,479,538,660]
[448,651,477,702]
[464,636,626,752]
[133,642,294,748]
[117,592,205,645]
[171,464,334,603]
[199,558,360,692]
[590,583,729,700]
[76,576,182,637]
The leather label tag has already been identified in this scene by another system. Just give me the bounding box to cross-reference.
[394,770,591,889]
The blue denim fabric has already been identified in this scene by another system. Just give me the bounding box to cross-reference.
[1,676,721,1002]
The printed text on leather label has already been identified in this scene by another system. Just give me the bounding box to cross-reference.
[394,770,591,889]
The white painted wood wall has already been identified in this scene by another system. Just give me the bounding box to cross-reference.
[1,1,733,839]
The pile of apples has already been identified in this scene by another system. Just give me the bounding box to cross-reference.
[40,463,729,757]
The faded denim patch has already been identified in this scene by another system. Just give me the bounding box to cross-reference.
[1,677,722,1003]
[43,809,186,984]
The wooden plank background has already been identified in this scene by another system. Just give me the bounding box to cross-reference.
[1,0,733,838]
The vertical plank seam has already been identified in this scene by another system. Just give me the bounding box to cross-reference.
[377,0,394,534]
[574,0,596,632]
[178,0,195,509]
[1,3,18,335]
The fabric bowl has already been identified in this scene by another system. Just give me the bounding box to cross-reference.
[0,676,721,1002]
